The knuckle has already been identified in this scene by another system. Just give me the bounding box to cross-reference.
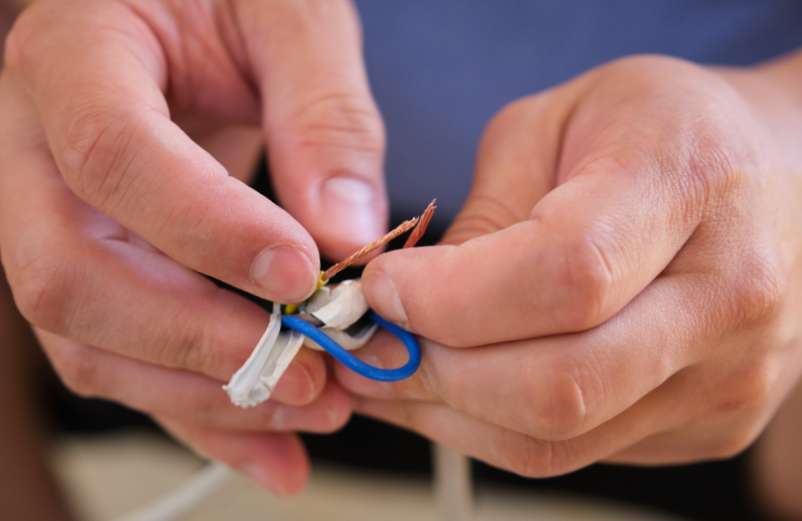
[53,348,100,398]
[8,246,70,331]
[558,233,615,330]
[156,310,218,375]
[61,108,139,209]
[728,253,785,328]
[523,358,594,440]
[716,361,775,418]
[684,130,748,207]
[287,91,385,157]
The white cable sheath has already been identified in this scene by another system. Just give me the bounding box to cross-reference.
[434,444,474,521]
[113,281,472,521]
[223,303,287,408]
[113,463,231,521]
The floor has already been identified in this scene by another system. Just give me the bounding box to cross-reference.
[52,432,688,521]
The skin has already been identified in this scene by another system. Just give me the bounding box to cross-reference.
[0,0,389,494]
[338,54,802,486]
[2,0,802,513]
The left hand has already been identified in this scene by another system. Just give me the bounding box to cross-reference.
[336,54,802,476]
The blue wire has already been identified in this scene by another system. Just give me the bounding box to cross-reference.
[281,312,421,382]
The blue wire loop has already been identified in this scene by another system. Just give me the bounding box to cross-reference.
[281,312,421,382]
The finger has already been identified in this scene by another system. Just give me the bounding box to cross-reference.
[354,372,688,478]
[0,77,325,405]
[158,417,309,495]
[338,275,705,440]
[7,2,318,302]
[606,426,735,466]
[362,92,721,347]
[193,126,263,183]
[441,91,578,246]
[235,0,388,260]
[38,330,352,433]
[607,358,786,465]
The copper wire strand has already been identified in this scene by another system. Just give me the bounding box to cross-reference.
[404,199,437,248]
[321,199,437,281]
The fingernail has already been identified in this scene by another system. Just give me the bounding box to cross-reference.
[367,271,407,325]
[321,176,384,245]
[251,245,316,302]
[242,464,290,495]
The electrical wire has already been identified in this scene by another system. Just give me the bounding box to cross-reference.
[281,312,421,381]
[114,312,422,521]
[113,463,232,521]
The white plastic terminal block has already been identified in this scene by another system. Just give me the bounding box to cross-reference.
[224,279,378,409]
[302,279,378,352]
[306,279,369,329]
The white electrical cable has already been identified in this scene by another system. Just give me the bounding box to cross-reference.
[113,463,231,521]
[112,279,469,521]
[434,444,474,521]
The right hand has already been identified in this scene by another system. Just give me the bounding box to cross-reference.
[0,0,387,493]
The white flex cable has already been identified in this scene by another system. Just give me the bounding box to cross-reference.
[113,463,232,521]
[225,282,374,408]
[434,444,474,521]
[113,302,302,521]
[117,281,453,521]
[224,303,304,408]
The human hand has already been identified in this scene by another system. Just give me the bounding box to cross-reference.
[0,0,387,493]
[337,55,802,476]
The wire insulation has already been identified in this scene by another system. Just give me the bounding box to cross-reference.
[281,312,421,381]
[114,463,231,521]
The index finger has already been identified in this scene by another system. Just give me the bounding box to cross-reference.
[7,1,318,302]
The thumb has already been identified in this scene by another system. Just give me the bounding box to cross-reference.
[235,0,387,261]
[362,92,711,347]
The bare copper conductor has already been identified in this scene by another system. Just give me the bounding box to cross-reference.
[322,199,437,281]
[404,199,437,248]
